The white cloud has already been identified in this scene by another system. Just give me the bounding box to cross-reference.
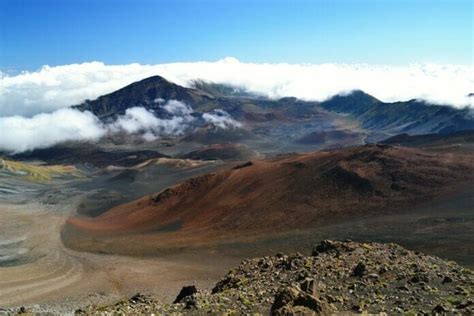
[0,100,196,153]
[111,100,194,137]
[111,107,162,134]
[202,109,242,129]
[0,108,106,153]
[0,59,472,118]
[161,99,193,116]
[0,59,472,152]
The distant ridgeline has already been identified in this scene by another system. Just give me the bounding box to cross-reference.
[74,76,474,137]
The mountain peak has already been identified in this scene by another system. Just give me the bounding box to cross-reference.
[133,75,171,85]
[319,90,380,115]
[74,75,213,119]
[340,90,380,102]
[110,75,177,95]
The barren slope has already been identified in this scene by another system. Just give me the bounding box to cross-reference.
[64,145,474,253]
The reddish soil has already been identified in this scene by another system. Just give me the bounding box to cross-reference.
[64,144,474,254]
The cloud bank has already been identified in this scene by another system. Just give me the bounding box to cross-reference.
[0,58,472,152]
[0,58,472,117]
[0,108,105,153]
[0,100,241,153]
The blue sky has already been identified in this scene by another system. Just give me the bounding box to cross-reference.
[0,0,472,71]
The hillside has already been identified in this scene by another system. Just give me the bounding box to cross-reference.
[296,129,363,146]
[0,158,81,182]
[180,144,259,161]
[319,90,474,136]
[381,129,474,149]
[11,143,168,168]
[63,144,474,254]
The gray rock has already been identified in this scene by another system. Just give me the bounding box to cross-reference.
[352,262,366,277]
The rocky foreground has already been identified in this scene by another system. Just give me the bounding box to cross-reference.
[74,240,473,315]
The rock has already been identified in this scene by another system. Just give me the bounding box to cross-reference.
[456,299,473,309]
[289,305,319,315]
[432,304,448,313]
[409,273,429,284]
[130,293,151,304]
[351,304,363,313]
[312,240,341,256]
[398,285,410,292]
[367,273,379,280]
[297,269,312,281]
[293,294,328,313]
[441,276,453,284]
[272,287,300,311]
[271,286,331,315]
[212,274,247,293]
[73,240,474,315]
[173,285,198,304]
[183,297,198,310]
[299,278,326,297]
[300,278,316,294]
[352,262,366,277]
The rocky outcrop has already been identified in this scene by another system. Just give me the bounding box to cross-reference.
[76,240,474,314]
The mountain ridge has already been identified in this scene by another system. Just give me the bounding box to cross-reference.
[73,75,474,139]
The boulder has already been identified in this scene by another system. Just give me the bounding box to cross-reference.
[173,285,198,304]
[271,286,331,315]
